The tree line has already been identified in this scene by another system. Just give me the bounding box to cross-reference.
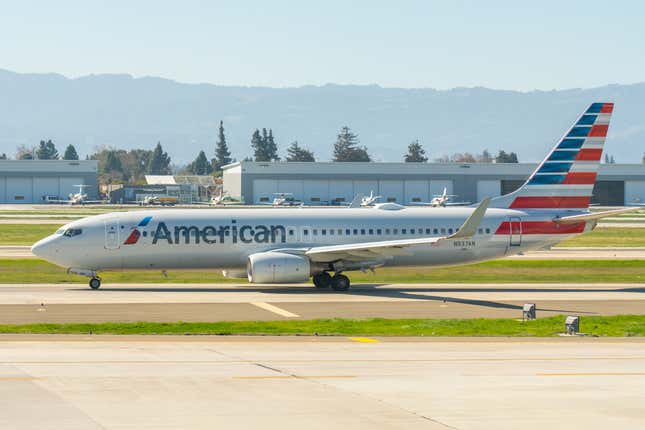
[5,122,523,185]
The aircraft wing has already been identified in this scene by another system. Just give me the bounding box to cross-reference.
[304,197,490,262]
[444,201,471,206]
[554,206,643,224]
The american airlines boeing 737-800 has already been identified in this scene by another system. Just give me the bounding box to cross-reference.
[31,103,637,291]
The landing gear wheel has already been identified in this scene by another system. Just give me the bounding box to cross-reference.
[331,274,350,292]
[89,278,101,290]
[313,272,332,288]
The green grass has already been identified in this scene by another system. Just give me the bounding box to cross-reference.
[557,228,645,247]
[3,259,645,284]
[0,224,63,245]
[1,315,644,336]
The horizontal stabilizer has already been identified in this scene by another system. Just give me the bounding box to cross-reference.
[554,207,642,224]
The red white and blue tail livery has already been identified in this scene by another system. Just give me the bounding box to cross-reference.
[31,103,639,291]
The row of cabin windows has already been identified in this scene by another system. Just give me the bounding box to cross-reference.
[258,196,412,203]
[292,227,492,237]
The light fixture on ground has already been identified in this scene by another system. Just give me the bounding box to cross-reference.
[565,316,580,335]
[522,303,536,320]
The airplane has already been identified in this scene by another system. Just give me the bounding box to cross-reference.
[208,190,240,206]
[32,102,640,292]
[360,190,381,207]
[43,184,103,205]
[409,188,471,207]
[139,195,178,207]
[262,192,302,207]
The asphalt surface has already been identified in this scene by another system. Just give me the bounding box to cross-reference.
[0,282,644,323]
[1,336,644,429]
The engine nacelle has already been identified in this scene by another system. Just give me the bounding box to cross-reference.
[247,252,310,283]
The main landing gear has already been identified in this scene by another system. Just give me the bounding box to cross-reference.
[89,277,102,290]
[312,272,350,292]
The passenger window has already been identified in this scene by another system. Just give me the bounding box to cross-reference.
[143,231,148,237]
[448,228,453,234]
[322,229,327,235]
[485,228,491,234]
[377,229,382,235]
[402,229,407,234]
[441,228,446,234]
[337,229,342,235]
[353,229,358,235]
[385,228,390,235]
[410,229,415,234]
[345,229,350,235]
[313,229,318,235]
[393,228,398,234]
[478,228,483,234]
[361,229,366,235]
[368,229,374,235]
[288,229,294,236]
[303,229,309,235]
[426,228,431,234]
[433,228,438,234]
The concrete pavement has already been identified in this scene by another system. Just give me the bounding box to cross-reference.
[0,283,644,323]
[1,336,644,429]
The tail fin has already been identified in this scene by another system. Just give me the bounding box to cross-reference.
[490,102,613,210]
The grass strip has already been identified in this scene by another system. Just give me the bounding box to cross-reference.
[1,316,644,336]
[2,259,645,284]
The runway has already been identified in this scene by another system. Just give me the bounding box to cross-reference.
[1,282,644,323]
[1,336,644,429]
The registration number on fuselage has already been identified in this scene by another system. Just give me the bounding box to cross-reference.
[453,240,476,248]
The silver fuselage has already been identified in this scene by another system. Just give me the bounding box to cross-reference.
[31,206,591,274]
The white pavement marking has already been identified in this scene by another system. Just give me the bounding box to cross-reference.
[250,302,300,318]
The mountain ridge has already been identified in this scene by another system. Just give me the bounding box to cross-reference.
[1,68,644,164]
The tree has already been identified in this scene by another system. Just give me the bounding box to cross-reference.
[478,149,493,163]
[16,145,34,160]
[495,150,519,163]
[610,155,615,164]
[286,141,315,162]
[604,153,610,164]
[188,150,214,175]
[333,126,370,162]
[213,120,232,170]
[642,153,645,164]
[147,142,172,175]
[35,139,59,159]
[251,128,279,161]
[404,140,428,162]
[0,153,6,160]
[63,144,79,160]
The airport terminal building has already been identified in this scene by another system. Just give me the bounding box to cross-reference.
[0,160,98,203]
[223,161,645,206]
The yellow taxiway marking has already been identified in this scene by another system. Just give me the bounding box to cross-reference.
[538,372,645,376]
[250,302,299,318]
[349,337,380,343]
[233,375,355,380]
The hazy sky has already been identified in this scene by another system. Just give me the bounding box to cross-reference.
[2,0,643,90]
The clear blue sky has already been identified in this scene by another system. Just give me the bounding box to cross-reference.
[2,0,643,90]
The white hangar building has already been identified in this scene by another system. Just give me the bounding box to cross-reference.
[223,161,645,206]
[0,160,98,203]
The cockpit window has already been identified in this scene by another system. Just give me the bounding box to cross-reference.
[63,228,83,237]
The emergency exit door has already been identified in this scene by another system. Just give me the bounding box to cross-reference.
[509,216,522,246]
[105,219,120,249]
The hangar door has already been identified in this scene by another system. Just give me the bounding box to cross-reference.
[379,180,404,203]
[329,180,353,205]
[477,180,501,201]
[7,177,33,203]
[592,181,624,206]
[404,180,429,203]
[59,177,85,199]
[34,177,60,202]
[253,179,278,203]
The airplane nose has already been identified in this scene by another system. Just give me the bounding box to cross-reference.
[31,236,56,260]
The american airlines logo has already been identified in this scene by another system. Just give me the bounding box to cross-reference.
[123,216,152,245]
[152,220,287,245]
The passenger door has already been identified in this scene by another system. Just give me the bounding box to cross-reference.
[508,216,522,247]
[105,219,120,250]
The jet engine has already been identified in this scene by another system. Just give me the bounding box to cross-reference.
[247,252,310,283]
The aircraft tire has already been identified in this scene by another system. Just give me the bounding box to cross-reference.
[331,274,350,292]
[313,272,332,288]
[89,278,101,290]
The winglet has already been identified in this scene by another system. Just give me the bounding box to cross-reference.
[348,194,363,208]
[449,197,490,239]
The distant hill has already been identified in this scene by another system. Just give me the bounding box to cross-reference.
[1,68,644,164]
